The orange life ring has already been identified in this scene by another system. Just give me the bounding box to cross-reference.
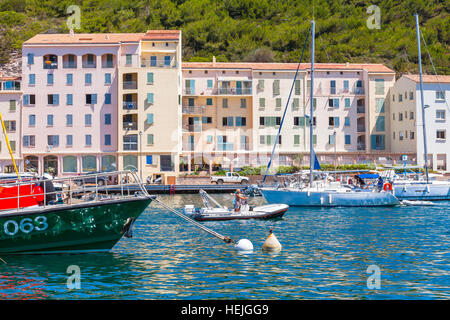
[383,183,392,191]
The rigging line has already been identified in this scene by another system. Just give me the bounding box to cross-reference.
[262,25,312,183]
[420,29,450,111]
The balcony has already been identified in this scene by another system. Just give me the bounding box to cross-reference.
[354,87,365,95]
[141,57,177,68]
[357,143,366,151]
[217,87,252,95]
[123,101,138,110]
[183,124,202,133]
[0,81,20,91]
[217,143,234,151]
[184,88,196,95]
[43,54,58,69]
[357,125,366,133]
[123,81,137,90]
[182,106,205,115]
[123,122,138,130]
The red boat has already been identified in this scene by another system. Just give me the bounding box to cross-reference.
[0,182,44,210]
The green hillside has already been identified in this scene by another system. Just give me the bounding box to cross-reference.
[0,0,448,75]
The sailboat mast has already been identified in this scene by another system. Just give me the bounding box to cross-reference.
[309,20,315,188]
[415,14,429,183]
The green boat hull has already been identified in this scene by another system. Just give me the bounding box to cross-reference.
[0,197,152,254]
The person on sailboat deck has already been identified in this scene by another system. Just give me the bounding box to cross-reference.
[377,176,384,191]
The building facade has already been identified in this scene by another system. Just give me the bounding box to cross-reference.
[390,74,450,172]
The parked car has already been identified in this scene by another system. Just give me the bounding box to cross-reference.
[74,171,110,186]
[210,172,249,185]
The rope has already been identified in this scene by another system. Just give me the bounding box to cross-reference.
[153,197,234,244]
[262,25,311,183]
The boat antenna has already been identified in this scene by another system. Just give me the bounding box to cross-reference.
[0,112,20,179]
[414,14,429,184]
[309,20,315,188]
[261,24,311,183]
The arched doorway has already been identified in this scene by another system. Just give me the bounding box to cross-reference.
[44,155,58,176]
[24,156,39,173]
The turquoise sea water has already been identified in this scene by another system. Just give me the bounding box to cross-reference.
[0,194,449,300]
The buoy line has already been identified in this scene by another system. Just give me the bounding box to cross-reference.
[153,197,234,244]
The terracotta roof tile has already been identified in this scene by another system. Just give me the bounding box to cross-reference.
[403,74,450,83]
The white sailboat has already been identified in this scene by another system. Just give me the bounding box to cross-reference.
[260,20,399,207]
[388,14,450,201]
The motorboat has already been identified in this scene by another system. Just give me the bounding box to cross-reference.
[183,190,289,221]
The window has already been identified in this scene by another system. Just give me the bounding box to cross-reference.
[66,135,73,146]
[329,134,335,145]
[147,134,154,145]
[48,94,59,105]
[123,135,137,150]
[330,80,336,94]
[273,80,280,96]
[436,91,445,100]
[410,111,414,120]
[345,98,351,108]
[66,94,73,105]
[222,117,234,127]
[240,98,246,108]
[27,53,34,65]
[150,56,157,67]
[399,112,403,121]
[86,94,97,104]
[82,155,97,172]
[344,117,350,127]
[222,98,228,108]
[257,79,264,91]
[436,130,446,140]
[371,134,385,150]
[235,117,246,127]
[105,93,111,104]
[147,72,154,84]
[9,100,16,112]
[399,131,404,140]
[207,79,213,89]
[343,80,349,92]
[375,98,385,113]
[375,79,385,95]
[66,73,73,85]
[436,110,446,121]
[63,156,77,172]
[294,80,301,95]
[409,91,414,100]
[147,113,154,125]
[29,115,36,126]
[105,73,111,84]
[23,94,35,106]
[294,135,300,145]
[292,98,299,110]
[259,98,265,109]
[328,98,339,108]
[410,131,415,140]
[85,114,92,126]
[47,73,54,85]
[4,121,15,132]
[275,98,282,109]
[294,117,300,126]
[85,134,92,146]
[66,114,73,126]
[105,114,111,125]
[202,116,212,124]
[206,98,213,106]
[147,93,154,104]
[85,73,92,85]
[104,134,111,146]
[399,94,403,102]
[47,115,54,126]
[47,135,59,147]
[146,155,153,165]
[164,56,171,66]
[23,135,35,147]
[126,54,132,65]
[345,135,351,145]
[29,74,35,85]
[375,116,385,132]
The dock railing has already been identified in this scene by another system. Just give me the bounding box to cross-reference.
[0,170,150,212]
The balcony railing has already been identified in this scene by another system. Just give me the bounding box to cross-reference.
[123,122,138,130]
[183,124,202,133]
[354,87,365,95]
[182,106,205,115]
[357,125,366,133]
[184,88,196,95]
[0,81,20,91]
[43,62,58,69]
[217,143,234,151]
[82,62,97,68]
[357,143,366,151]
[357,106,365,114]
[123,81,137,90]
[63,62,77,69]
[140,58,177,68]
[123,102,138,110]
[217,88,252,95]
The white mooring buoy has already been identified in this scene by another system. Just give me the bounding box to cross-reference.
[235,239,254,252]
[262,229,282,253]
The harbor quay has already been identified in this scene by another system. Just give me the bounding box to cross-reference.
[0,30,448,183]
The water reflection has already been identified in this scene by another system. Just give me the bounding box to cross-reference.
[0,195,448,299]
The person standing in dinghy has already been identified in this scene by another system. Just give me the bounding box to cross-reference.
[233,189,248,212]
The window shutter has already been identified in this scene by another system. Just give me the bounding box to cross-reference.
[147,113,154,125]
